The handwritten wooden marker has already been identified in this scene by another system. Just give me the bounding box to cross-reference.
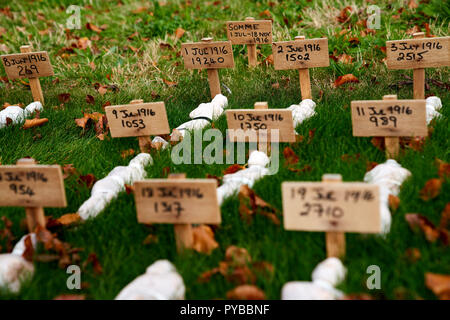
[282,174,381,258]
[1,45,54,104]
[181,38,234,99]
[272,36,329,100]
[226,17,272,67]
[386,33,450,99]
[134,174,221,252]
[351,94,427,158]
[226,102,295,154]
[0,158,66,232]
[105,99,170,153]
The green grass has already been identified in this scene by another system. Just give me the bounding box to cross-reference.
[0,0,449,300]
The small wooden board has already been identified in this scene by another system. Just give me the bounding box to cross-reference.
[0,165,66,207]
[386,36,450,69]
[282,182,380,233]
[351,99,427,137]
[134,179,221,225]
[1,51,54,79]
[105,102,170,138]
[226,109,295,143]
[272,38,329,70]
[226,20,272,45]
[181,41,235,69]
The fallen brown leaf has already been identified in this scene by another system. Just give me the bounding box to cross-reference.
[334,74,359,87]
[192,225,219,254]
[226,285,266,300]
[419,178,442,201]
[425,273,450,300]
[54,294,86,300]
[388,195,400,211]
[405,213,448,245]
[121,149,135,159]
[175,27,185,39]
[283,147,299,166]
[223,164,245,175]
[22,118,48,129]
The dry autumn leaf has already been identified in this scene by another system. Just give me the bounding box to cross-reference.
[54,294,86,300]
[238,185,279,225]
[425,273,450,300]
[283,147,299,166]
[22,118,48,129]
[121,149,135,159]
[192,225,219,254]
[334,74,359,87]
[388,194,400,211]
[226,285,266,300]
[405,213,448,245]
[175,27,185,39]
[223,164,245,175]
[86,22,102,33]
[162,78,178,87]
[419,178,442,201]
[440,203,450,230]
[436,159,450,180]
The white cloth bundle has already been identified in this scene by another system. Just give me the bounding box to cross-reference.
[0,102,43,129]
[78,153,153,220]
[217,151,270,205]
[176,94,228,137]
[287,99,316,128]
[0,234,36,293]
[281,257,346,300]
[425,96,442,124]
[115,260,185,300]
[364,159,411,234]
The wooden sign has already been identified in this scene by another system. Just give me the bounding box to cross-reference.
[386,33,450,99]
[272,36,329,100]
[1,51,53,80]
[282,174,381,258]
[272,38,329,70]
[105,102,170,138]
[181,38,235,99]
[386,36,450,69]
[227,18,272,68]
[181,40,234,69]
[351,99,427,137]
[0,158,67,232]
[282,182,380,233]
[1,45,53,103]
[226,109,295,143]
[134,179,221,225]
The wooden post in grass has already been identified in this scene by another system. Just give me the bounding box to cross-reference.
[1,45,54,104]
[168,173,194,252]
[386,34,450,99]
[322,174,345,258]
[272,36,329,101]
[254,101,269,154]
[181,38,234,99]
[383,95,400,158]
[0,158,67,232]
[226,17,272,68]
[282,175,381,259]
[134,176,221,253]
[104,99,170,153]
[351,95,427,159]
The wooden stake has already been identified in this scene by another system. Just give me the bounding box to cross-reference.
[17,158,46,232]
[294,36,312,100]
[169,173,194,252]
[412,32,426,99]
[202,37,221,99]
[245,17,257,68]
[20,45,44,104]
[254,102,270,155]
[130,99,152,153]
[383,94,400,158]
[323,174,345,258]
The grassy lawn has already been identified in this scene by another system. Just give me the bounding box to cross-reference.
[0,0,449,300]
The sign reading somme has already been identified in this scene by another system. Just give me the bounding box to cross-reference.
[282,182,380,233]
[1,51,54,79]
[272,38,329,70]
[105,102,170,138]
[181,41,234,69]
[226,109,295,142]
[351,99,427,137]
[0,165,66,207]
[226,20,272,44]
[134,179,221,224]
[386,36,450,69]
